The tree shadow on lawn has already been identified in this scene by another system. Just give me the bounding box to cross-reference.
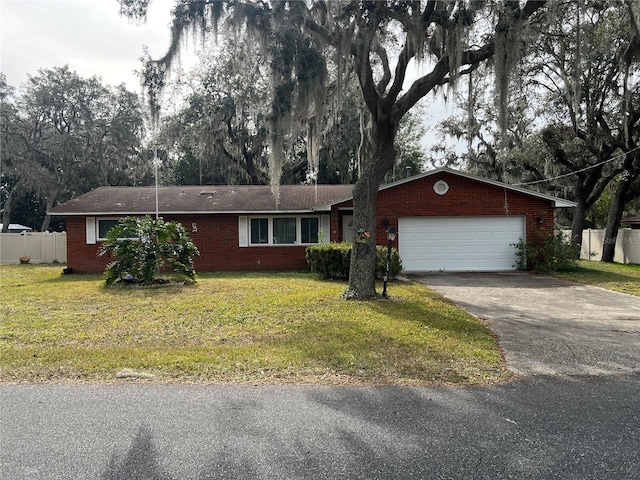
[267,301,501,383]
[365,291,498,342]
[41,271,103,285]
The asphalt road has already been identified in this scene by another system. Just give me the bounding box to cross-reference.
[1,377,639,479]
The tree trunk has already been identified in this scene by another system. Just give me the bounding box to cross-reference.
[601,175,633,262]
[40,191,59,232]
[243,150,263,185]
[602,148,640,262]
[1,178,25,233]
[345,126,396,300]
[1,202,12,233]
[570,194,586,249]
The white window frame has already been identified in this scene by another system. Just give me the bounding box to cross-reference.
[299,216,321,244]
[272,217,297,245]
[244,216,323,246]
[96,217,122,241]
[250,217,271,245]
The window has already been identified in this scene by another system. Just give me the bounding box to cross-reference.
[250,218,269,244]
[97,219,120,240]
[246,216,321,246]
[301,217,319,244]
[96,218,139,241]
[273,218,296,244]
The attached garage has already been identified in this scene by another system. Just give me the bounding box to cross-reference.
[398,216,525,272]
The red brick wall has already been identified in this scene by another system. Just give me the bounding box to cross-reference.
[64,172,555,273]
[65,214,309,273]
[65,217,99,273]
[329,172,555,249]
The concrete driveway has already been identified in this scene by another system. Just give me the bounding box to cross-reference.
[411,272,640,376]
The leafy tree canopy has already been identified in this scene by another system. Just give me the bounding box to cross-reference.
[1,67,147,231]
[123,0,547,299]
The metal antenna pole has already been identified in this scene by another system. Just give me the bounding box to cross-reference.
[153,145,160,220]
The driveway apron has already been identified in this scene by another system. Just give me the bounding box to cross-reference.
[411,272,640,376]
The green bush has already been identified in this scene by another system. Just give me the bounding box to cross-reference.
[305,242,352,279]
[306,242,402,280]
[375,245,403,279]
[512,231,579,273]
[98,216,200,286]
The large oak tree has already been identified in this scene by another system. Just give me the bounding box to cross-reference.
[1,67,145,231]
[123,0,546,299]
[531,0,640,259]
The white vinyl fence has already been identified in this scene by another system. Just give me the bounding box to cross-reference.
[563,229,640,265]
[0,232,67,264]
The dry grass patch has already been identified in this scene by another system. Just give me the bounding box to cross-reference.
[0,265,510,385]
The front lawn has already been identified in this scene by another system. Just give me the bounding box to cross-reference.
[0,265,509,385]
[551,260,640,297]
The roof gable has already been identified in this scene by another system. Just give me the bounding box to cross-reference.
[312,168,576,210]
[383,168,577,208]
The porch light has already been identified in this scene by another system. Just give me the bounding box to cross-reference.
[387,227,397,242]
[382,226,397,298]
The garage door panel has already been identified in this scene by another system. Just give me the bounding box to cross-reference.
[446,232,460,242]
[458,244,477,255]
[475,245,494,255]
[491,231,509,241]
[446,244,462,254]
[398,216,524,272]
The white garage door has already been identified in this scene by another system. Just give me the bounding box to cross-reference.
[398,216,525,272]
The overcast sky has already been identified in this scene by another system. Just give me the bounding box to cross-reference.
[0,0,455,153]
[0,0,192,92]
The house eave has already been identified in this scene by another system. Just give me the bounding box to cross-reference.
[552,200,579,208]
[50,209,324,216]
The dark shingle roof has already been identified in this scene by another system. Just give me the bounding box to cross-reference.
[49,185,354,215]
[48,167,577,217]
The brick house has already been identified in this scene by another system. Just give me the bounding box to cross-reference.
[48,168,575,273]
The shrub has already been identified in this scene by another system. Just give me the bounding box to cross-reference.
[512,231,579,273]
[306,242,402,280]
[98,216,200,286]
[305,242,352,279]
[375,245,403,279]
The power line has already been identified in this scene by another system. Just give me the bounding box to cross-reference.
[513,146,639,187]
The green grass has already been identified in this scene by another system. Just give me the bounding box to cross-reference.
[551,260,640,297]
[0,264,510,385]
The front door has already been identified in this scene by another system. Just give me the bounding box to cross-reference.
[342,215,354,242]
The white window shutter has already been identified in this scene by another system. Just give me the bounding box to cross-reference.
[86,217,96,244]
[320,215,330,243]
[238,216,248,247]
